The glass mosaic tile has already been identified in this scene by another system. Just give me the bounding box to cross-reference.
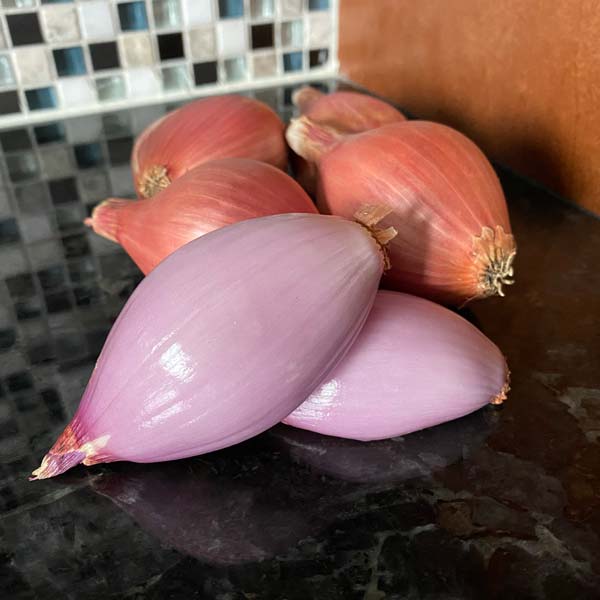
[80,1,117,40]
[153,0,182,30]
[7,13,44,46]
[14,47,53,87]
[218,0,244,19]
[183,0,213,26]
[250,0,274,19]
[118,2,149,32]
[89,42,120,71]
[95,75,126,103]
[0,56,15,88]
[40,4,81,43]
[188,26,216,60]
[224,56,246,82]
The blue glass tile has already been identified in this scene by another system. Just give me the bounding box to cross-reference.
[25,87,57,111]
[0,55,15,87]
[53,47,87,77]
[74,143,104,169]
[308,0,329,9]
[118,1,149,31]
[34,123,65,145]
[283,51,303,72]
[218,0,243,18]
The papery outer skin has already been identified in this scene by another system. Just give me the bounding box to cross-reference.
[32,213,384,478]
[315,121,515,305]
[87,158,317,274]
[288,87,406,196]
[131,95,287,198]
[284,290,508,441]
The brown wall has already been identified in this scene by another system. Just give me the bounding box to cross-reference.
[339,0,600,215]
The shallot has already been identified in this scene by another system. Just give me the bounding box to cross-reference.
[287,119,516,305]
[31,211,393,480]
[289,86,405,194]
[132,95,287,198]
[284,290,509,441]
[85,158,317,274]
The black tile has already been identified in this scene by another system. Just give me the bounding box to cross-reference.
[74,143,104,169]
[0,91,21,116]
[251,24,274,49]
[89,42,120,71]
[61,233,90,258]
[27,340,55,365]
[107,137,133,165]
[0,328,16,351]
[102,112,132,138]
[194,61,218,85]
[37,265,66,291]
[34,122,66,145]
[74,284,102,307]
[0,129,32,153]
[6,13,43,46]
[0,218,20,245]
[55,204,84,232]
[5,274,35,299]
[14,297,42,320]
[48,177,79,205]
[158,33,184,61]
[44,290,73,314]
[309,48,329,68]
[6,371,34,393]
[40,388,65,422]
[68,256,96,283]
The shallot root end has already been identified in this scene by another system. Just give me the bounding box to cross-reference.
[353,205,397,271]
[473,226,517,298]
[139,164,171,198]
[490,367,511,406]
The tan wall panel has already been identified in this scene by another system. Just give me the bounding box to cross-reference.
[339,0,600,214]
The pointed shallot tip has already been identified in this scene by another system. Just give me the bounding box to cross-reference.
[29,450,86,481]
[472,226,517,299]
[83,217,93,228]
[139,164,171,198]
[353,205,398,271]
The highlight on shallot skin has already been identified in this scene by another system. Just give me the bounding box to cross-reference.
[31,211,394,480]
[84,158,318,274]
[284,290,509,441]
[131,95,288,198]
[287,117,516,306]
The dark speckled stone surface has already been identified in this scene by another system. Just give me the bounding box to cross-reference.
[1,81,599,599]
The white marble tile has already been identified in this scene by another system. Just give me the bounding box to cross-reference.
[13,47,53,87]
[309,12,331,47]
[183,0,213,26]
[217,20,247,56]
[252,52,277,78]
[41,5,81,44]
[79,1,116,41]
[250,0,274,19]
[0,55,15,87]
[187,26,216,60]
[120,33,155,67]
[279,0,303,19]
[127,67,161,98]
[281,19,303,47]
[58,77,96,108]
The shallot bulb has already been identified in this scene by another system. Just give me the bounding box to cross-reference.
[85,158,317,274]
[289,86,405,195]
[132,95,287,198]
[287,119,516,305]
[31,211,393,480]
[284,290,509,441]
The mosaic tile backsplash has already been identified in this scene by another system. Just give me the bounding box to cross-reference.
[0,0,337,123]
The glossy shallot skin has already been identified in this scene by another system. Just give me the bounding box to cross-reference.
[31,213,386,480]
[86,158,317,274]
[285,291,508,441]
[132,95,287,198]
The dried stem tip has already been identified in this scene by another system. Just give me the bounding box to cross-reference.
[139,165,171,199]
[354,205,398,271]
[472,226,516,298]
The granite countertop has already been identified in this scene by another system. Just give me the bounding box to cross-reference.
[1,81,599,600]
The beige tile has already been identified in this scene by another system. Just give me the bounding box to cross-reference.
[41,5,81,44]
[187,26,216,60]
[309,12,331,47]
[279,0,304,19]
[14,47,53,86]
[252,52,277,78]
[120,33,155,68]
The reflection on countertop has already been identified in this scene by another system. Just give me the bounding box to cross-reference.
[1,80,600,599]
